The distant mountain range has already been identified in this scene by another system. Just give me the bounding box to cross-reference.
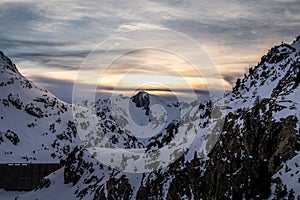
[1,36,300,199]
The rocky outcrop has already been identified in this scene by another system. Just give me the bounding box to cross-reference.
[203,100,299,199]
[130,91,150,115]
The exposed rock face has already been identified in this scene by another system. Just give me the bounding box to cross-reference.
[0,51,18,73]
[130,90,150,115]
[201,37,300,199]
[203,103,299,199]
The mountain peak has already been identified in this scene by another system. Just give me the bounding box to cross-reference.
[228,37,300,114]
[135,90,149,95]
[132,90,150,99]
[0,51,18,73]
[130,90,150,115]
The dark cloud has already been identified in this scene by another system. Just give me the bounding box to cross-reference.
[10,51,88,71]
[98,85,209,95]
[12,52,86,58]
[0,38,74,49]
[0,39,83,72]
[8,49,128,71]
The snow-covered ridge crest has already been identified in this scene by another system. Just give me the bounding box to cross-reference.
[0,51,18,74]
[0,51,81,163]
[225,36,300,116]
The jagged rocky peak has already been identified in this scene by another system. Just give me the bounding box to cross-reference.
[0,51,18,73]
[229,36,300,103]
[255,35,300,69]
[130,90,150,110]
[259,43,294,65]
[0,50,79,164]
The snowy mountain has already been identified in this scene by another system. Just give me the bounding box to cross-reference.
[72,86,205,173]
[0,51,81,163]
[130,90,151,116]
[2,36,300,199]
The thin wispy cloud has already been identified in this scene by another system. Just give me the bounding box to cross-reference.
[0,0,299,101]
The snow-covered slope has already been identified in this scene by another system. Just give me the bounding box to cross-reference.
[0,51,81,163]
[71,88,207,173]
[203,36,300,199]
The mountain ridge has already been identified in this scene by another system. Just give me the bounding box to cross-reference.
[0,50,81,163]
[1,36,300,199]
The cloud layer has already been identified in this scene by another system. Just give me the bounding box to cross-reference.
[0,0,299,102]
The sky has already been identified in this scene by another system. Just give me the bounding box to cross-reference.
[0,0,300,103]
